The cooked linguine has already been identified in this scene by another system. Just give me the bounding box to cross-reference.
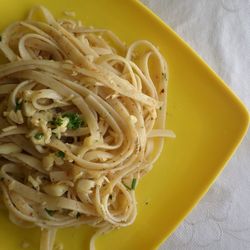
[0,6,173,250]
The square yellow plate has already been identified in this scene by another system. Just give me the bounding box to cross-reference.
[0,1,249,249]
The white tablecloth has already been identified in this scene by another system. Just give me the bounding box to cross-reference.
[141,1,250,249]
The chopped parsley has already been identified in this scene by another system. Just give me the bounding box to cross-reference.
[49,117,63,127]
[34,132,44,140]
[122,178,137,191]
[63,112,84,130]
[122,182,131,190]
[15,99,22,111]
[55,150,65,158]
[131,178,137,190]
[45,208,55,216]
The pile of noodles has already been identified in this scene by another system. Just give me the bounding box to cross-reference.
[0,6,173,250]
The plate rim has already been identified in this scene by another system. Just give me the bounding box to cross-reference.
[132,0,249,248]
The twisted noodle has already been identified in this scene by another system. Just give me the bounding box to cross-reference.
[0,6,173,250]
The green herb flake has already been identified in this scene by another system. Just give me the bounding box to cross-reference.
[50,117,63,127]
[34,132,44,140]
[63,112,84,130]
[45,208,55,216]
[15,99,22,112]
[122,181,131,190]
[123,178,137,191]
[55,150,65,158]
[131,178,137,190]
[76,212,81,218]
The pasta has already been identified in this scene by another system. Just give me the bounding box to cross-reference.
[0,6,173,250]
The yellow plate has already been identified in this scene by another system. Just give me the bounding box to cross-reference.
[0,1,249,249]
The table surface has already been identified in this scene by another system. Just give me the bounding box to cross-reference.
[141,1,250,250]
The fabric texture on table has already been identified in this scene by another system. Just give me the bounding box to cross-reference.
[141,1,250,249]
